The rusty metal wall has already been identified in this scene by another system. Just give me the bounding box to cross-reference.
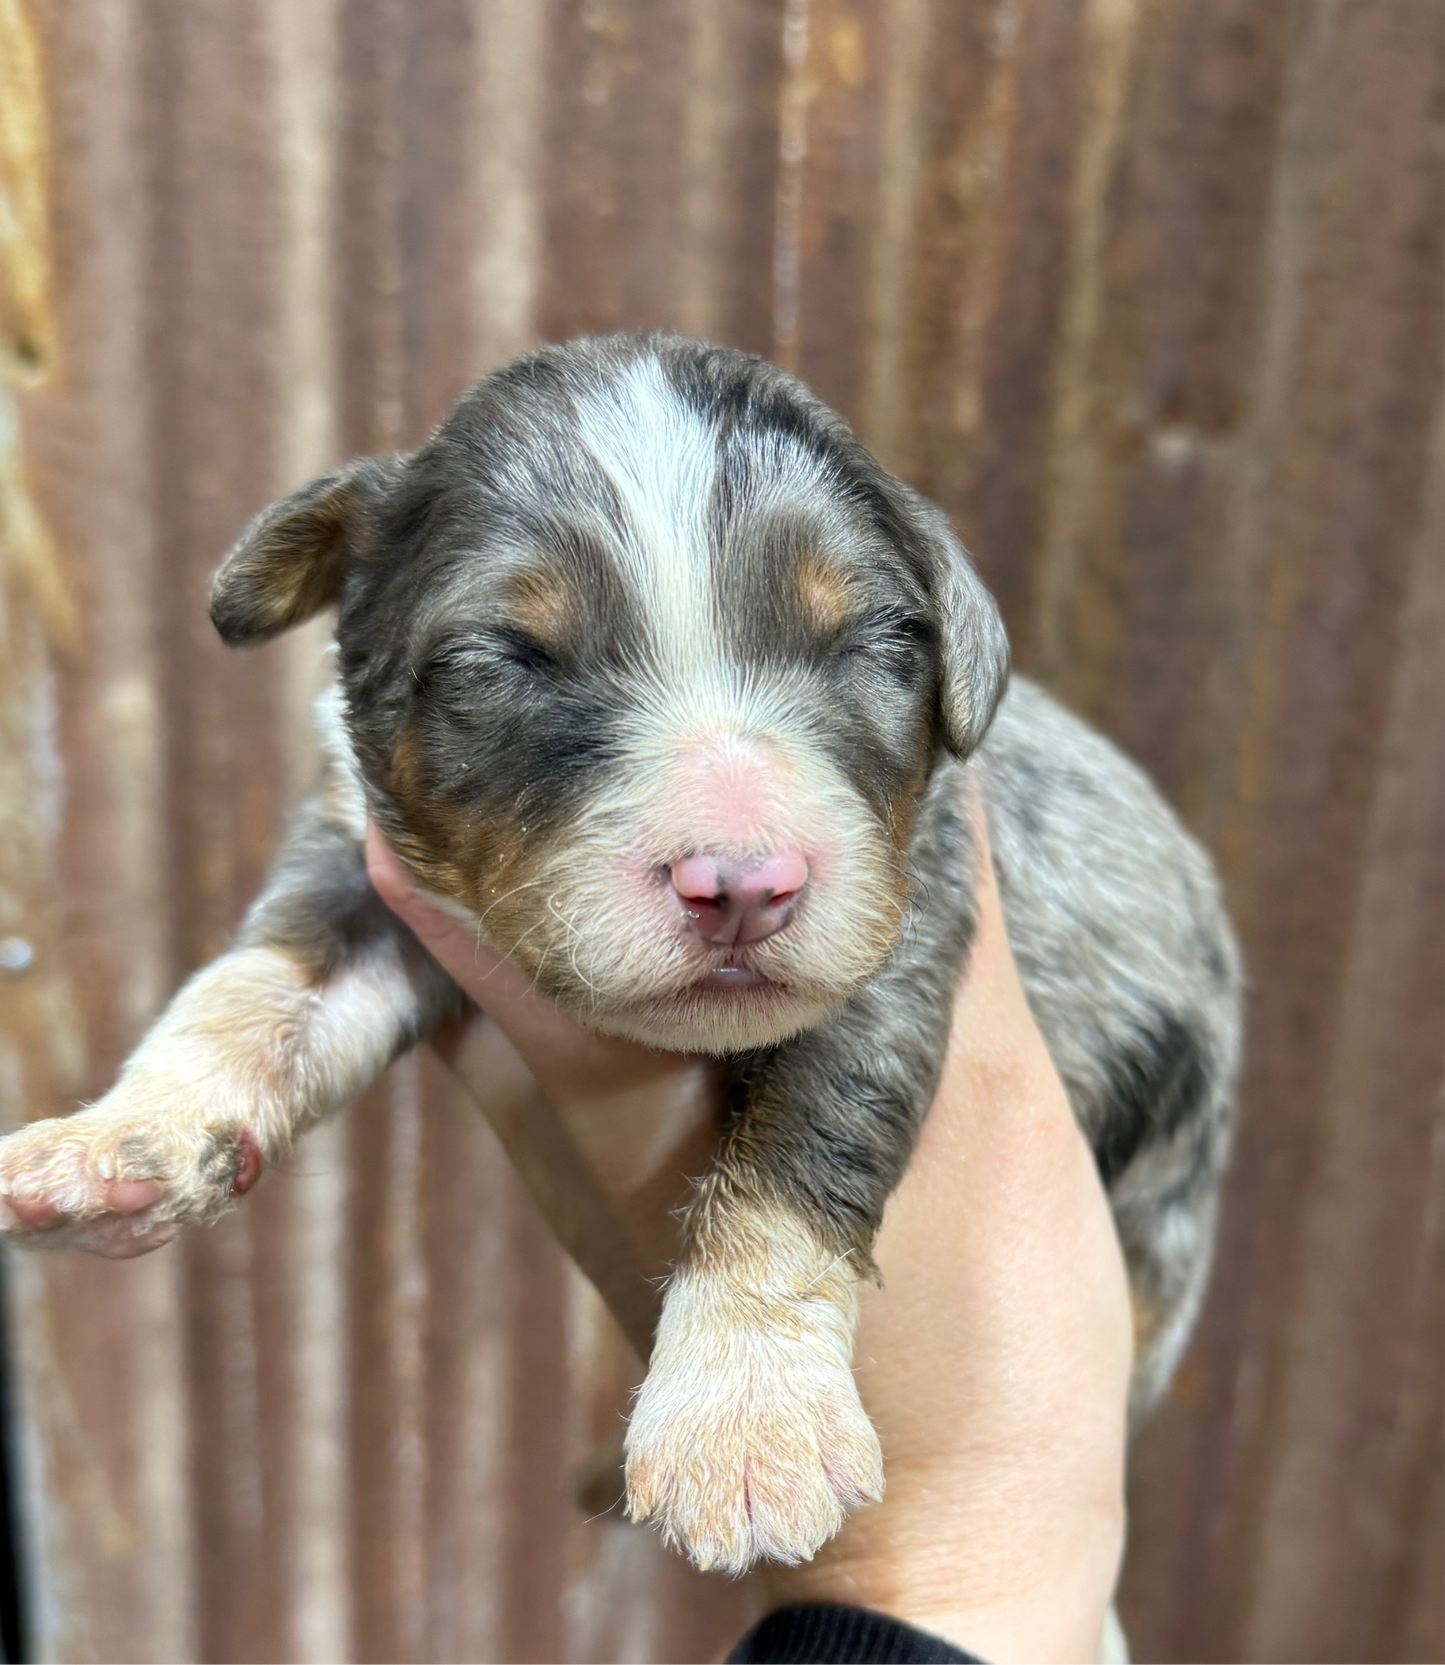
[0,0,1439,1660]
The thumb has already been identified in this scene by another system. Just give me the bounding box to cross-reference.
[364,821,515,989]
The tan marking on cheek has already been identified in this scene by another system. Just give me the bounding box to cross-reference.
[795,552,856,636]
[382,725,554,945]
[882,763,932,859]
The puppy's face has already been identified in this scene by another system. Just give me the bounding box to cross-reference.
[211,337,1007,1052]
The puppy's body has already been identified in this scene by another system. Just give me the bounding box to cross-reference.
[0,335,1240,1571]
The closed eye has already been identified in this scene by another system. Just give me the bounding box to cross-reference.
[839,612,934,657]
[414,626,556,694]
[490,624,556,672]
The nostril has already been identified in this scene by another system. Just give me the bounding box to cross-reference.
[736,851,809,909]
[669,854,725,904]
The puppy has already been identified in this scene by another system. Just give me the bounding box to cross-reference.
[0,334,1240,1574]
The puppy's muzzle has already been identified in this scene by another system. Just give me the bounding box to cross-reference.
[668,851,808,948]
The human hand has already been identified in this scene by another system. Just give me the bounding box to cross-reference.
[366,818,1132,1663]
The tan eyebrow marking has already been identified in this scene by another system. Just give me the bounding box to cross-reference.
[795,552,856,636]
[505,567,578,650]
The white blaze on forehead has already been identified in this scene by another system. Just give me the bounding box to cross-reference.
[574,355,719,667]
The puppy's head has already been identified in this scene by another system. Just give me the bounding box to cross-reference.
[211,335,1007,1052]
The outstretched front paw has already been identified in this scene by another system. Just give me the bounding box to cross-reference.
[624,1263,882,1574]
[0,1094,262,1259]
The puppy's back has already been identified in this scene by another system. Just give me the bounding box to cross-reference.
[979,675,1242,1414]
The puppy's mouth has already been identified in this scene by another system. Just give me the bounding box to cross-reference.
[641,965,801,1030]
[569,931,859,1052]
[694,963,776,992]
[661,955,793,1001]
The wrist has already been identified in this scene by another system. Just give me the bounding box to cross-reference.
[757,1467,1124,1664]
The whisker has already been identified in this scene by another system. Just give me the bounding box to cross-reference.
[477,873,547,932]
[550,895,603,1003]
[801,1251,854,1293]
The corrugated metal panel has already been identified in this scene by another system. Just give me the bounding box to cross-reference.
[0,1,1439,1659]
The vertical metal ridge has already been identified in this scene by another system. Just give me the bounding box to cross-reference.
[1243,399,1445,1662]
[771,0,809,370]
[281,1122,352,1665]
[382,1058,429,1662]
[674,0,735,343]
[468,0,548,374]
[1031,0,1141,695]
[417,1064,516,1664]
[854,0,932,468]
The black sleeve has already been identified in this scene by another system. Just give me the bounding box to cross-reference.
[728,1603,981,1663]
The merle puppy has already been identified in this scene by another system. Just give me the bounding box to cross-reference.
[0,334,1240,1574]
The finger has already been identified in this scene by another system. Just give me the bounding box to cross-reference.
[364,825,552,1016]
[364,823,495,966]
[425,1001,486,1073]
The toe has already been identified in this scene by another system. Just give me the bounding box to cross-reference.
[104,1177,165,1215]
[4,1190,63,1230]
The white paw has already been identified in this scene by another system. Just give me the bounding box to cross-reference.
[0,1090,262,1259]
[624,1258,882,1574]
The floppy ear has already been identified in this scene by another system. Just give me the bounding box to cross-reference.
[208,456,401,646]
[909,494,1010,757]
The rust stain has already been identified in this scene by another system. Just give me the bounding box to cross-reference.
[0,389,79,652]
[827,11,865,87]
[0,0,53,380]
[930,0,1025,450]
[0,0,77,653]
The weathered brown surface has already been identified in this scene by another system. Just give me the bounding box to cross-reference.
[0,0,1439,1659]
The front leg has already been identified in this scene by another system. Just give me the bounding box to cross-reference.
[625,771,979,1573]
[0,791,457,1258]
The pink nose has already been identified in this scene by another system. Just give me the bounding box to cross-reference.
[669,851,810,948]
